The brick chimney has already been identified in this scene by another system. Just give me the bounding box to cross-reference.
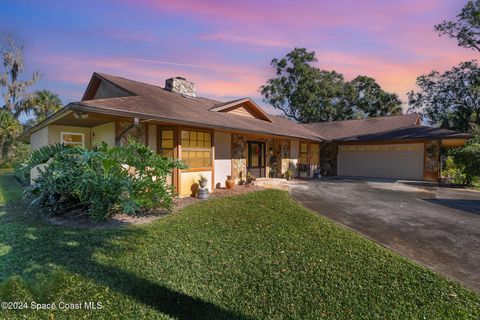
[165,77,196,98]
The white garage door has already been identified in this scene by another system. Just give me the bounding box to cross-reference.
[337,143,424,180]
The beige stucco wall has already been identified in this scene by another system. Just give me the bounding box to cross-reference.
[214,131,232,188]
[30,127,49,151]
[48,125,91,147]
[148,124,157,152]
[180,171,212,197]
[91,122,115,147]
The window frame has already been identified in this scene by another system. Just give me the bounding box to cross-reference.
[299,142,308,164]
[310,143,320,164]
[180,128,213,170]
[158,127,175,158]
[60,132,85,147]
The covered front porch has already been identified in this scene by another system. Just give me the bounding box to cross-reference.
[231,133,321,183]
[25,109,322,197]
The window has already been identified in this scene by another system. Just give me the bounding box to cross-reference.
[299,143,308,164]
[181,130,212,168]
[310,144,320,164]
[159,129,174,158]
[61,132,84,147]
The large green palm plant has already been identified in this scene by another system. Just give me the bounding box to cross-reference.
[28,90,62,123]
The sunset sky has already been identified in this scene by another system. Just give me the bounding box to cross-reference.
[1,0,477,116]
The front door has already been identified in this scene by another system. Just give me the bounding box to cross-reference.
[247,141,265,178]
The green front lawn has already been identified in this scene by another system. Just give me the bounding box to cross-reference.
[0,170,479,319]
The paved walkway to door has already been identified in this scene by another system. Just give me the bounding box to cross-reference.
[289,177,480,292]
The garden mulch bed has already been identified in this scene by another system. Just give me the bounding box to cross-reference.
[46,184,264,229]
[174,184,264,211]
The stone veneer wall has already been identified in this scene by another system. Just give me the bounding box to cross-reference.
[266,139,290,178]
[424,140,440,181]
[267,139,280,178]
[232,134,247,181]
[320,143,337,176]
[233,135,292,180]
[117,122,146,145]
[265,139,273,178]
[165,77,196,98]
[280,140,291,175]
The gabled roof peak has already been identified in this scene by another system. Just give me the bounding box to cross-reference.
[209,97,273,123]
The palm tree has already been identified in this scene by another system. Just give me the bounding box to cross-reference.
[30,90,63,123]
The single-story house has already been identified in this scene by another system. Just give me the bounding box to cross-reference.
[20,73,471,196]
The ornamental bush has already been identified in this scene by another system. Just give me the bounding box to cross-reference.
[23,141,186,220]
[442,156,466,185]
[451,142,480,186]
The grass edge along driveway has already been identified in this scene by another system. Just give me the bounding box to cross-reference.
[0,170,479,319]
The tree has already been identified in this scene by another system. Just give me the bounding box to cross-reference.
[0,35,39,118]
[260,48,323,123]
[408,60,480,135]
[452,142,480,185]
[28,90,63,123]
[0,35,39,166]
[260,48,402,123]
[0,110,22,163]
[435,0,480,53]
[348,76,402,118]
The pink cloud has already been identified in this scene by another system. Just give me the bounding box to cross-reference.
[125,0,445,30]
[199,33,290,49]
[33,52,269,101]
[29,0,476,112]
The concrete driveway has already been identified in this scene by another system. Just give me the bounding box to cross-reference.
[289,178,480,292]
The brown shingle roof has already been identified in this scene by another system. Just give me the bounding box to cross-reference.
[73,73,323,141]
[22,73,471,144]
[337,125,472,142]
[303,114,420,141]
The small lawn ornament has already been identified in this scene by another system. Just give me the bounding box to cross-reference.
[196,174,209,199]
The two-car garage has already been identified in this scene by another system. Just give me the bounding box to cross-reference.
[337,143,425,180]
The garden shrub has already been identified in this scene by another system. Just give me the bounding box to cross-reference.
[442,156,467,185]
[0,141,30,169]
[23,141,186,220]
[13,162,30,185]
[451,142,480,186]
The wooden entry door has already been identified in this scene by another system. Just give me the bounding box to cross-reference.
[247,141,266,178]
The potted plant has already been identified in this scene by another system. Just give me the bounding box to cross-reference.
[246,172,256,185]
[196,174,209,199]
[225,175,235,189]
[198,174,208,188]
[285,169,293,181]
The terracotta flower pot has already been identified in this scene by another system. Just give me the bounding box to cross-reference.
[225,175,235,189]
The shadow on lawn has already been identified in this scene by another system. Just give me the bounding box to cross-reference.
[0,175,247,320]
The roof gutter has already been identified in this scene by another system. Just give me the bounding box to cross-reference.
[69,102,325,142]
[17,105,74,142]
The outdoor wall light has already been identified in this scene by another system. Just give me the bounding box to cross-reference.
[73,112,89,119]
